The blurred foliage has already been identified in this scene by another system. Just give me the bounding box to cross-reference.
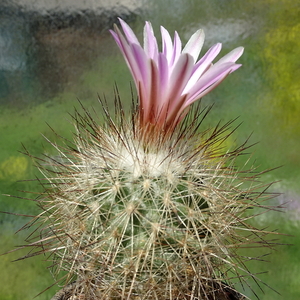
[262,11,300,134]
[0,156,28,181]
[1,230,55,300]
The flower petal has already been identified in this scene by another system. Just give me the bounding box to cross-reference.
[170,31,182,66]
[169,54,194,100]
[214,46,244,65]
[144,22,159,61]
[186,62,239,104]
[118,18,140,45]
[161,54,194,119]
[131,43,151,112]
[161,26,173,64]
[111,26,141,81]
[183,43,222,94]
[110,29,122,49]
[182,29,205,62]
[147,60,160,123]
[157,53,169,109]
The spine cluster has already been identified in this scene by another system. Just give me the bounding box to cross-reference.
[24,101,275,300]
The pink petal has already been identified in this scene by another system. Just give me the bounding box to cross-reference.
[110,29,122,49]
[131,44,152,116]
[131,44,150,84]
[144,22,159,61]
[199,43,222,64]
[182,29,205,62]
[170,31,182,66]
[228,63,242,73]
[186,62,238,104]
[165,94,188,126]
[214,46,244,65]
[147,60,160,123]
[111,27,141,81]
[183,43,222,94]
[161,54,194,120]
[118,18,140,45]
[161,26,173,64]
[169,54,194,100]
[157,53,169,109]
[112,27,153,118]
[195,73,230,99]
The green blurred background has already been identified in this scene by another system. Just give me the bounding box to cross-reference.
[0,0,299,299]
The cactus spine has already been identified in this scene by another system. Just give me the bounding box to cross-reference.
[22,100,273,300]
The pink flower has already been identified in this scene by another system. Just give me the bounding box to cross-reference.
[110,18,244,132]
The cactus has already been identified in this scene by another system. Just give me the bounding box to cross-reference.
[18,19,278,299]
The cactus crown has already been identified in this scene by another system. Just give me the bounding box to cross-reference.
[21,97,275,300]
